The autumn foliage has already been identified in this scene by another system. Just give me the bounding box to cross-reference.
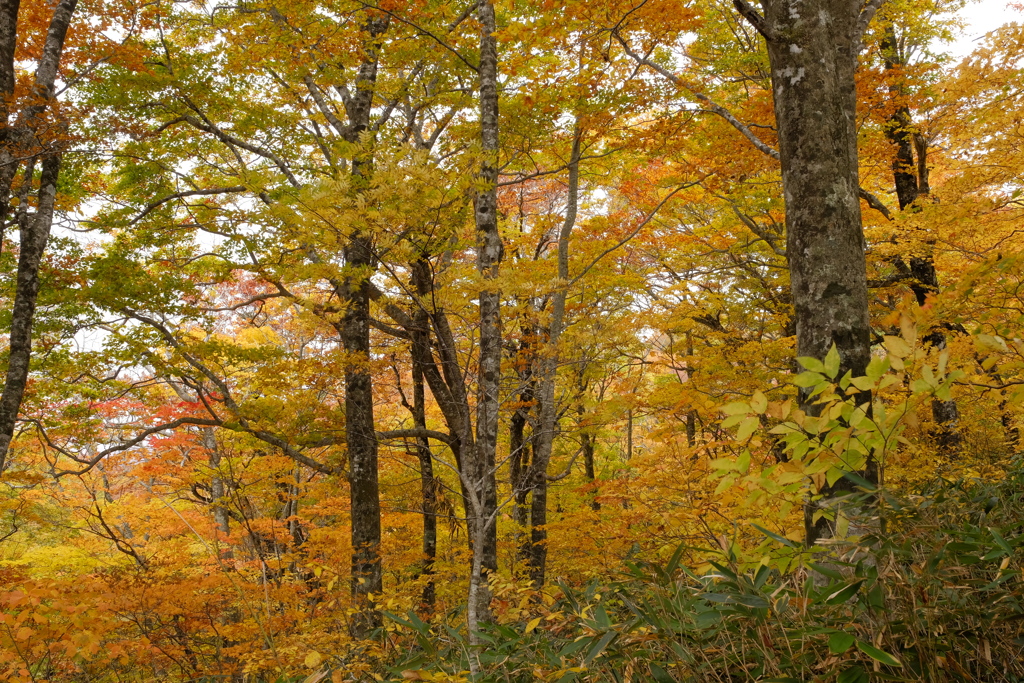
[2,0,1024,681]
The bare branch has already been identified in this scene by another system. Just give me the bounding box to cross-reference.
[128,186,246,225]
[613,31,782,160]
[859,187,893,221]
[569,180,700,287]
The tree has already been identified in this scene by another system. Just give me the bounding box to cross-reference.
[733,0,881,543]
[0,0,78,470]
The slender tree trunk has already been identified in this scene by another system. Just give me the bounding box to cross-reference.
[468,0,501,642]
[0,0,21,246]
[626,408,633,460]
[747,0,875,545]
[578,404,600,511]
[685,332,697,449]
[202,427,233,560]
[408,258,478,556]
[881,25,961,453]
[524,130,580,589]
[509,351,533,532]
[411,358,437,609]
[0,0,78,471]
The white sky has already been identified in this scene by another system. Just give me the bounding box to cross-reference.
[952,0,1023,57]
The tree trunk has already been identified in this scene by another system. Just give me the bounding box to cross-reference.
[578,404,600,511]
[202,427,233,560]
[881,24,961,454]
[340,15,389,637]
[468,0,501,642]
[411,357,437,610]
[509,347,533,532]
[751,0,875,545]
[524,130,580,589]
[0,0,78,471]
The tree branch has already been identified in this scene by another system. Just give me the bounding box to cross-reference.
[733,0,776,41]
[129,186,246,225]
[858,0,886,38]
[859,187,893,221]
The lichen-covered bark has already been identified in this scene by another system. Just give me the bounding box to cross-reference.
[0,0,78,471]
[762,0,870,382]
[755,0,875,545]
[339,15,389,637]
[468,0,501,642]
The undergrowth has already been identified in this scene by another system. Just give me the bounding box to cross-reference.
[379,466,1024,682]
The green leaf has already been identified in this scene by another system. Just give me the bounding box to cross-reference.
[797,356,825,373]
[648,664,675,683]
[751,523,798,547]
[583,630,617,665]
[838,665,869,683]
[867,583,884,609]
[976,334,1008,352]
[841,470,878,492]
[829,630,856,654]
[750,390,768,414]
[824,344,841,379]
[737,449,751,474]
[826,467,846,487]
[825,580,864,605]
[856,641,902,667]
[866,356,890,381]
[793,371,826,388]
[884,335,912,359]
[721,401,751,416]
[849,375,875,391]
[990,527,1014,554]
[808,563,844,581]
[736,416,759,441]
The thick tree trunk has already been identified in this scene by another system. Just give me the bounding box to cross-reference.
[341,232,382,636]
[0,0,78,471]
[340,15,389,637]
[754,0,875,545]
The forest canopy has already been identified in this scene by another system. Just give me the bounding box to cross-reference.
[3,0,1024,681]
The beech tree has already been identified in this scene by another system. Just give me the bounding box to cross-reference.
[3,1,1024,681]
[0,0,77,470]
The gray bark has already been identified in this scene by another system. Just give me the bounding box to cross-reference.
[411,360,437,609]
[0,0,78,471]
[468,0,501,645]
[523,130,580,589]
[338,15,390,638]
[202,427,232,558]
[744,0,876,544]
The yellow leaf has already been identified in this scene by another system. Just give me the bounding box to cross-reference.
[304,651,323,669]
[525,616,542,633]
[884,335,912,359]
